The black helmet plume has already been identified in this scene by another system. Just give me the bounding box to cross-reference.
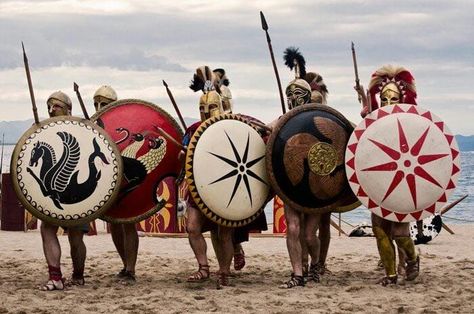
[283,47,306,78]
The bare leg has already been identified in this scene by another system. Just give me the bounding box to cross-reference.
[216,226,233,287]
[40,222,64,290]
[299,214,309,274]
[318,212,331,268]
[68,228,86,282]
[110,224,126,268]
[186,206,209,267]
[217,226,233,275]
[303,214,321,266]
[41,222,61,268]
[123,223,139,273]
[284,205,303,277]
[211,229,220,260]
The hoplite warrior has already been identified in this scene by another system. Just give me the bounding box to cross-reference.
[354,65,420,285]
[211,68,269,271]
[184,65,235,286]
[279,47,332,288]
[39,91,89,291]
[94,85,139,283]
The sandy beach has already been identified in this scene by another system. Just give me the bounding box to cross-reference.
[0,225,473,314]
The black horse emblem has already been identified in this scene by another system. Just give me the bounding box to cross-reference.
[27,131,109,209]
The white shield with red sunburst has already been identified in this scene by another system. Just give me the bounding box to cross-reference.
[345,104,460,222]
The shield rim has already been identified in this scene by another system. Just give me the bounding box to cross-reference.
[345,103,461,222]
[10,116,123,227]
[90,98,183,224]
[185,113,267,227]
[266,103,356,214]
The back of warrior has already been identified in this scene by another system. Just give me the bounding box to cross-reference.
[356,65,420,285]
[93,85,139,284]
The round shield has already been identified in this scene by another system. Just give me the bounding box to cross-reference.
[266,104,358,214]
[11,116,122,227]
[91,99,183,223]
[185,114,269,227]
[345,104,461,222]
[409,214,442,244]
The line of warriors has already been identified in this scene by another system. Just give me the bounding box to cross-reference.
[37,47,419,291]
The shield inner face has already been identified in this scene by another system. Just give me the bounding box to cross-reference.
[356,113,452,213]
[193,119,269,221]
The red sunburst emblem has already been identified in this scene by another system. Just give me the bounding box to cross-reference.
[345,104,460,222]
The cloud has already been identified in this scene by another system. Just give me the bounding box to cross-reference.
[0,0,473,134]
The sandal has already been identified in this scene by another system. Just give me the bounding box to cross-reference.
[317,262,331,276]
[309,264,321,283]
[39,279,64,291]
[302,264,309,280]
[65,277,85,286]
[119,271,136,285]
[377,275,398,286]
[279,274,305,289]
[117,268,127,278]
[216,272,229,289]
[233,249,246,271]
[187,264,210,283]
[405,256,420,281]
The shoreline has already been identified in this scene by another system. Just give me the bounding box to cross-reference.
[1,225,473,313]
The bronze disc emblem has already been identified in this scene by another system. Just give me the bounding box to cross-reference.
[307,142,337,176]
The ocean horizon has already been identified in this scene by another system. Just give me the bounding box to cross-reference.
[1,145,472,225]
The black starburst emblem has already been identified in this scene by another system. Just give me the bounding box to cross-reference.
[208,131,266,207]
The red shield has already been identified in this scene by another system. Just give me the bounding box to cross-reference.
[91,99,183,223]
[345,104,461,222]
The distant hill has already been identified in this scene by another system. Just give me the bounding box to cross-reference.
[455,135,474,152]
[0,117,199,144]
[1,118,473,151]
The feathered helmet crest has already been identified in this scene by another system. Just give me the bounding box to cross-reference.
[304,72,329,104]
[368,65,417,109]
[189,65,216,93]
[283,47,311,93]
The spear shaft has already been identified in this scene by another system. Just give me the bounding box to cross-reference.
[154,126,184,151]
[73,82,90,120]
[351,42,362,104]
[163,80,187,130]
[22,42,39,124]
[260,11,286,114]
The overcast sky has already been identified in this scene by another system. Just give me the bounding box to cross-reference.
[1,0,473,134]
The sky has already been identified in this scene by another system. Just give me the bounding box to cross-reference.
[0,0,473,134]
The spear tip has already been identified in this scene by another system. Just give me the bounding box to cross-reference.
[162,80,168,88]
[73,82,79,91]
[21,41,27,60]
[351,41,354,49]
[260,11,268,31]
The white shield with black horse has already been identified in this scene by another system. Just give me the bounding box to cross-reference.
[185,114,270,227]
[345,104,461,222]
[11,116,122,227]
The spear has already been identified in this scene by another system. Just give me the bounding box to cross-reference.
[162,80,187,130]
[73,82,90,120]
[22,42,39,124]
[154,126,184,151]
[260,11,286,114]
[440,194,468,215]
[351,41,362,104]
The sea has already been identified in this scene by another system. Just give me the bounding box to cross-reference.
[1,145,472,225]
